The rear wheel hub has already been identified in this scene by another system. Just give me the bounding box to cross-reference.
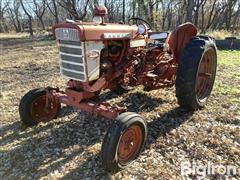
[195,47,216,102]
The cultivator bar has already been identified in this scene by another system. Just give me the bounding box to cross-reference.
[45,87,125,119]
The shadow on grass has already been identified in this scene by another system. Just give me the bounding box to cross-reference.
[0,109,110,179]
[147,107,193,145]
[0,93,192,179]
[60,107,193,179]
[99,90,168,113]
[119,91,168,113]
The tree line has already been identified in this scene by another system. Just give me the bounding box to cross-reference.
[0,0,239,37]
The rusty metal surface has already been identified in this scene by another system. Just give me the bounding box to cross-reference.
[53,91,124,119]
[50,22,200,119]
[166,22,197,60]
[52,22,138,41]
[121,47,176,90]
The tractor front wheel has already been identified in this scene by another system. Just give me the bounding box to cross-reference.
[175,36,217,110]
[101,112,147,172]
[19,88,61,126]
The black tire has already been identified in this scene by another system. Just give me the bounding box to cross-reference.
[112,83,129,95]
[19,88,60,126]
[101,112,147,172]
[175,36,217,110]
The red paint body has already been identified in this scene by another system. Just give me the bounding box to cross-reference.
[48,21,197,119]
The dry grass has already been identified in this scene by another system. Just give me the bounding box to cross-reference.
[0,34,239,179]
[0,32,29,39]
[206,30,240,39]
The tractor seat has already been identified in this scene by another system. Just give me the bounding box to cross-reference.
[148,32,168,48]
[166,22,197,60]
[148,32,168,41]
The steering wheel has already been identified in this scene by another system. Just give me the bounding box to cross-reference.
[128,17,152,30]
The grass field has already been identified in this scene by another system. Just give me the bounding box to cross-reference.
[0,34,239,179]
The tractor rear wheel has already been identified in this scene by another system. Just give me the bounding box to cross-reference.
[19,88,61,126]
[101,112,147,172]
[175,36,217,110]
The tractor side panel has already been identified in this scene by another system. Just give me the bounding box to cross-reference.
[84,41,104,81]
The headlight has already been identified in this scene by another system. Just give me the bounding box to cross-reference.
[137,24,147,35]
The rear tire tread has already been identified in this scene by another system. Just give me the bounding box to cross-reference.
[175,37,217,110]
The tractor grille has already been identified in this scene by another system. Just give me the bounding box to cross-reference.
[55,28,80,42]
[55,28,86,81]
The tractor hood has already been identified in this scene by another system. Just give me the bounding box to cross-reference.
[52,22,138,41]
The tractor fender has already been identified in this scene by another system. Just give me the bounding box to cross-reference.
[166,22,197,61]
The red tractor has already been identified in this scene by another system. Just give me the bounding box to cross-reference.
[19,7,217,172]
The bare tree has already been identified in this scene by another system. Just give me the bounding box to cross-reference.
[33,0,47,30]
[212,2,228,30]
[122,0,125,23]
[148,0,158,30]
[7,0,22,32]
[136,0,148,20]
[205,0,218,29]
[200,0,206,32]
[105,0,115,22]
[186,0,194,22]
[0,0,240,34]
[160,0,174,30]
[20,0,33,38]
[0,0,9,32]
[166,2,173,29]
[104,0,122,23]
[46,0,59,24]
[176,1,186,25]
[232,1,240,32]
[193,0,207,26]
[132,0,136,17]
[225,0,238,30]
[57,0,90,20]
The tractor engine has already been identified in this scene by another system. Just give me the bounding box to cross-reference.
[52,11,177,93]
[119,47,176,90]
[100,40,124,72]
[53,24,176,91]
